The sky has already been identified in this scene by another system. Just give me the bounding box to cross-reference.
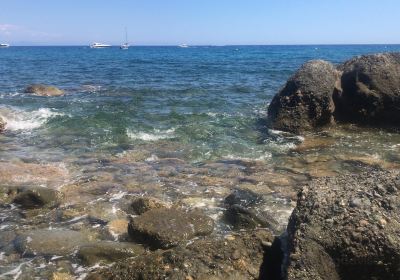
[0,0,399,46]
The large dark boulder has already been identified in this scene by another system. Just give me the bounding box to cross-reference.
[128,208,214,249]
[285,170,400,280]
[0,116,5,132]
[267,60,340,133]
[335,53,400,125]
[12,186,62,209]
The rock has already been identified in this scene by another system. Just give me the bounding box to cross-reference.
[129,197,169,215]
[336,53,400,125]
[86,230,273,280]
[77,241,145,265]
[14,229,90,257]
[24,84,64,97]
[128,208,214,249]
[268,60,340,133]
[224,204,280,232]
[0,116,6,132]
[12,186,62,209]
[224,189,264,208]
[285,170,400,280]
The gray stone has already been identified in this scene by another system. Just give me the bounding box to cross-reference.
[128,208,214,249]
[24,84,64,97]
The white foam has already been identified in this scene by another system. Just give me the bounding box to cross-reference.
[126,128,175,141]
[0,106,64,131]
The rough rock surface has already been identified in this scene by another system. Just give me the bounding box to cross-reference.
[128,208,214,249]
[267,60,339,133]
[77,241,145,265]
[24,84,64,97]
[129,196,169,215]
[336,53,400,125]
[14,229,90,257]
[86,230,273,280]
[286,170,400,280]
[12,186,62,209]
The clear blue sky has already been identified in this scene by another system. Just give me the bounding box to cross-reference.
[0,0,399,45]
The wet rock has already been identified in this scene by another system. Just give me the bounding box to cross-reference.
[224,204,280,232]
[107,219,129,240]
[286,170,400,280]
[225,188,264,208]
[14,229,90,257]
[77,241,145,265]
[12,186,62,209]
[0,116,6,132]
[336,53,400,125]
[86,230,273,280]
[268,60,340,133]
[129,196,169,215]
[24,84,64,97]
[128,208,214,249]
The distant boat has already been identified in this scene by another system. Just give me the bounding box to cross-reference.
[90,42,112,49]
[120,28,129,50]
[179,44,189,48]
[0,43,10,48]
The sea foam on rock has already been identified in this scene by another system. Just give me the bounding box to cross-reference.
[267,53,400,133]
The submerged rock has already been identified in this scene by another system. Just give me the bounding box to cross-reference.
[24,84,64,97]
[128,208,214,249]
[14,229,90,257]
[86,230,273,280]
[0,116,6,132]
[285,170,400,280]
[224,188,264,208]
[77,241,145,265]
[267,60,339,133]
[12,186,62,209]
[336,53,400,125]
[129,196,169,215]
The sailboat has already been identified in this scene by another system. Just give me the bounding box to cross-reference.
[120,28,129,50]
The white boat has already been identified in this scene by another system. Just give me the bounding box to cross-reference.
[179,44,189,48]
[120,28,129,50]
[0,43,10,48]
[90,42,112,49]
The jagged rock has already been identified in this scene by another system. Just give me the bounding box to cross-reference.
[24,84,64,97]
[225,188,264,208]
[86,230,273,280]
[336,53,400,125]
[268,60,340,133]
[128,208,214,249]
[286,170,400,280]
[0,116,6,132]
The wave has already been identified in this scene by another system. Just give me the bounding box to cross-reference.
[0,106,65,131]
[126,128,176,141]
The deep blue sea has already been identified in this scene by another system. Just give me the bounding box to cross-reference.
[1,45,400,278]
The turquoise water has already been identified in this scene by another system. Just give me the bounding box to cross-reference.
[1,45,400,279]
[1,45,400,162]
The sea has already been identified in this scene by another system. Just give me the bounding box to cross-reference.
[1,45,400,279]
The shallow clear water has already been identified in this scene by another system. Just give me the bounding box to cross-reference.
[1,45,400,278]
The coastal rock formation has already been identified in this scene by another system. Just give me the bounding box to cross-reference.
[336,53,400,125]
[267,60,339,133]
[12,186,62,209]
[86,230,273,280]
[285,170,400,280]
[24,84,64,97]
[267,53,400,133]
[128,208,214,249]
